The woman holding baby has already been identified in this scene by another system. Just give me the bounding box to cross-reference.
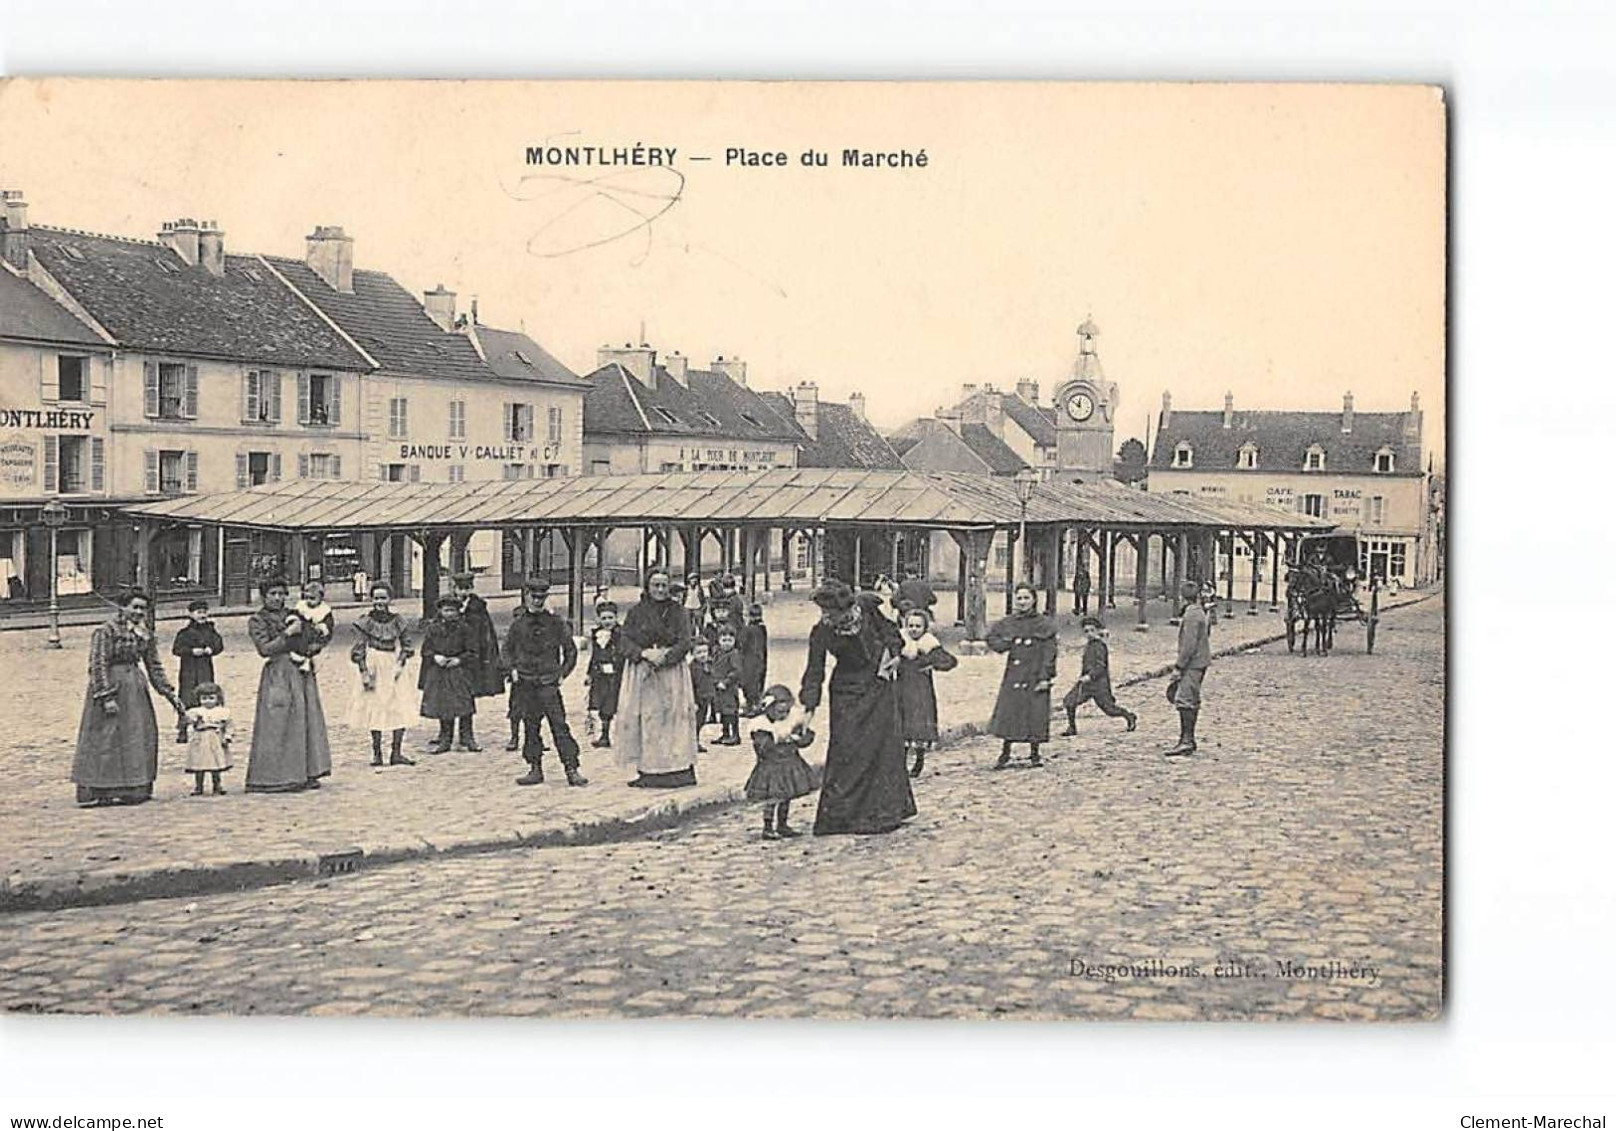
[244,575,334,793]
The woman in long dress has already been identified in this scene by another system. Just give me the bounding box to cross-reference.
[245,576,334,792]
[616,568,700,788]
[348,581,418,767]
[800,581,916,836]
[72,587,183,806]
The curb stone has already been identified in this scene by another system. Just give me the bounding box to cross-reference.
[0,591,1435,914]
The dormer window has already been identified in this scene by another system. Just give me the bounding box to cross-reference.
[1305,444,1326,472]
[1237,442,1259,470]
[1172,442,1193,468]
[651,407,679,426]
[1375,447,1395,473]
[696,411,722,428]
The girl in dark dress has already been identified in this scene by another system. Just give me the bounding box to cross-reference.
[170,598,224,742]
[799,581,915,836]
[986,581,1058,769]
[419,593,479,753]
[895,607,958,778]
[73,588,183,806]
[743,684,817,840]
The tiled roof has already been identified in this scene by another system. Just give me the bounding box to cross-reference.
[264,257,493,382]
[582,363,802,442]
[474,325,589,388]
[959,423,1030,475]
[0,266,105,347]
[27,228,369,368]
[959,389,1059,448]
[887,416,948,457]
[1151,409,1423,476]
[756,392,906,470]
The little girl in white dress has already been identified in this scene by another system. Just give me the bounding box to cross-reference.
[184,681,232,796]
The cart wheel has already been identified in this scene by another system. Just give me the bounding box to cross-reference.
[1285,615,1297,652]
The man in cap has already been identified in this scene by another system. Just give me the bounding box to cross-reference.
[502,576,587,786]
[1166,580,1213,756]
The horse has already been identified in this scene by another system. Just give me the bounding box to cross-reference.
[1285,564,1339,657]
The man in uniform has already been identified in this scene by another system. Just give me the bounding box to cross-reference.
[1166,581,1213,757]
[503,576,587,787]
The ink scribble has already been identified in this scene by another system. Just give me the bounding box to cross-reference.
[504,165,684,263]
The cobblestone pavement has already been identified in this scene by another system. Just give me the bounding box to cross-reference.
[0,594,1443,1019]
[3,585,1390,898]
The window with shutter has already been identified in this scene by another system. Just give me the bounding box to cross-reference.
[145,450,159,494]
[297,372,311,425]
[330,454,342,479]
[89,357,107,405]
[144,361,160,417]
[271,452,282,481]
[243,371,260,423]
[185,451,200,493]
[43,435,59,493]
[90,438,104,493]
[236,453,249,489]
[548,406,562,444]
[184,365,199,419]
[408,464,421,483]
[297,453,310,479]
[267,371,283,423]
[328,377,342,426]
[40,354,59,402]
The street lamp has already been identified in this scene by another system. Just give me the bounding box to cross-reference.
[1013,467,1040,583]
[41,498,69,649]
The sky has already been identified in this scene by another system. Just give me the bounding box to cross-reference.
[0,79,1445,456]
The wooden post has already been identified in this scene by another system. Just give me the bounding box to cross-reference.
[890,532,901,583]
[448,531,471,575]
[1160,532,1171,598]
[1106,531,1119,608]
[780,528,793,592]
[523,527,537,584]
[1003,529,1017,612]
[1171,530,1188,619]
[763,526,773,592]
[419,532,444,619]
[1271,532,1284,610]
[1044,526,1061,618]
[1246,532,1261,614]
[853,531,863,589]
[564,526,587,629]
[216,526,227,605]
[594,528,610,595]
[955,533,968,625]
[949,528,994,647]
[1134,531,1150,630]
[1223,531,1236,618]
[740,526,755,596]
[1095,531,1110,618]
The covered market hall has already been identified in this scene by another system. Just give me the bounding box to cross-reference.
[122,468,1335,639]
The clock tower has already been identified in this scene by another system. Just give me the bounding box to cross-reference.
[1052,318,1119,478]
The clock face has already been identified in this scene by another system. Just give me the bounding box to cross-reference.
[1065,390,1096,423]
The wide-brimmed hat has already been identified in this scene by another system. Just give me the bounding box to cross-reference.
[811,580,855,613]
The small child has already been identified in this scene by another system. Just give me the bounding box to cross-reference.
[290,579,335,675]
[710,626,744,745]
[419,593,479,754]
[985,582,1057,769]
[183,681,232,796]
[171,598,224,743]
[737,603,769,717]
[586,600,623,748]
[895,607,958,778]
[689,638,716,752]
[743,684,817,840]
[1061,615,1138,735]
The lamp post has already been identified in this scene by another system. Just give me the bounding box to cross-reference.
[41,498,69,649]
[1013,467,1040,584]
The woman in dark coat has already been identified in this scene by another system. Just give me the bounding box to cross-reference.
[800,581,915,836]
[452,572,506,699]
[72,588,183,806]
[245,577,334,793]
[419,593,479,753]
[986,581,1058,769]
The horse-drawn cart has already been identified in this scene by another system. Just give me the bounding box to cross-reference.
[1284,532,1381,655]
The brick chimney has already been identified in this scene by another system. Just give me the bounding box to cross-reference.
[1015,379,1040,405]
[849,391,867,422]
[1223,391,1234,429]
[1406,391,1422,442]
[937,407,963,436]
[711,354,747,387]
[1342,390,1355,434]
[960,382,978,401]
[598,342,657,387]
[663,350,690,388]
[1160,391,1173,430]
[0,190,28,270]
[791,381,820,439]
[305,225,354,293]
[423,285,456,331]
[158,218,201,266]
[197,220,225,277]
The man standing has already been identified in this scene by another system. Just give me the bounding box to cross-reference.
[1166,581,1212,757]
[503,576,587,787]
[452,571,506,708]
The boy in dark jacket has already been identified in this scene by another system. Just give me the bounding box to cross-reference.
[711,625,744,745]
[502,576,586,787]
[171,598,225,742]
[689,637,716,750]
[1060,614,1137,735]
[737,602,769,716]
[586,600,623,748]
[420,594,480,753]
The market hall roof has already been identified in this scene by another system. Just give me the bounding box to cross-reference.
[582,362,803,443]
[125,468,1337,536]
[0,264,106,347]
[25,228,370,369]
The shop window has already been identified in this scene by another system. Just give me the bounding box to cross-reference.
[55,529,92,595]
[299,372,341,426]
[57,356,87,403]
[0,530,22,600]
[145,361,197,421]
[449,400,466,439]
[506,403,534,443]
[153,527,204,589]
[1305,444,1326,471]
[1172,442,1193,468]
[388,397,410,439]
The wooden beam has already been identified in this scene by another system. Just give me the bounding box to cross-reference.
[564,526,587,629]
[1045,526,1062,619]
[1134,531,1150,630]
[419,531,445,620]
[1223,530,1237,617]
